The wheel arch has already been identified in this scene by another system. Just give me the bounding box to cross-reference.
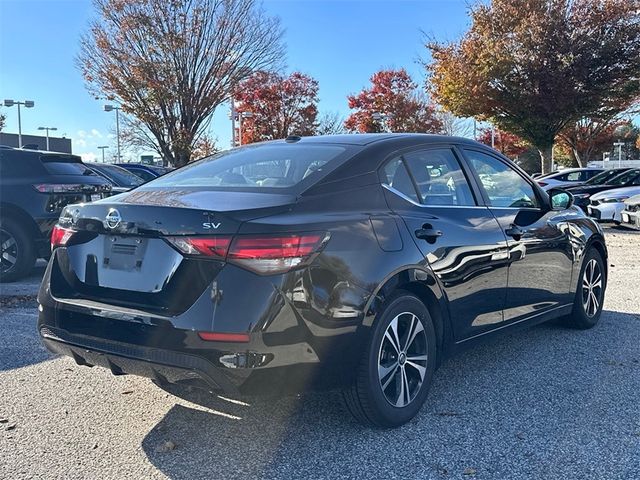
[363,266,452,365]
[0,202,41,240]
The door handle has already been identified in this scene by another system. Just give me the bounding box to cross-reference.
[415,225,443,244]
[505,225,524,241]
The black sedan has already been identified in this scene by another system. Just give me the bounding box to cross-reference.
[85,162,145,193]
[567,168,640,211]
[38,134,607,427]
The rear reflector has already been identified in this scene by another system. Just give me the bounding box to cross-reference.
[198,331,250,343]
[51,225,76,249]
[165,233,329,275]
[537,182,547,187]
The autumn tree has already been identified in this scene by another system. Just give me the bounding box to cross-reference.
[233,71,319,145]
[558,117,627,166]
[79,0,284,167]
[345,69,443,134]
[477,127,529,159]
[426,0,640,174]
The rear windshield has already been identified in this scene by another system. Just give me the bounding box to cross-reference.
[40,155,96,176]
[91,164,144,187]
[147,144,349,190]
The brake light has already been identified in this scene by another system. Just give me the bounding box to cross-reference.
[165,233,329,274]
[165,236,232,258]
[228,234,326,274]
[51,225,76,249]
[537,181,547,187]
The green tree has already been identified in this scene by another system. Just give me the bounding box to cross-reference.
[426,0,640,173]
[79,0,284,167]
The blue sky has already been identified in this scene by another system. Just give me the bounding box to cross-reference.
[0,0,470,161]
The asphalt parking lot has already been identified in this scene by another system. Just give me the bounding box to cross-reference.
[1,227,638,480]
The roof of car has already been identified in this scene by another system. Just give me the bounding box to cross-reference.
[288,133,482,147]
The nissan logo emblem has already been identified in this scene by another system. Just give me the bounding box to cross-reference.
[105,208,122,230]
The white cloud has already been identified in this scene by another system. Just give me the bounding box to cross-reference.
[91,129,103,138]
[77,130,87,138]
[76,138,87,148]
[80,152,97,162]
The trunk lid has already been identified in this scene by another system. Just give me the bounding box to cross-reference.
[51,189,296,313]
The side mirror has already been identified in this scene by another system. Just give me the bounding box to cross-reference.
[549,188,574,210]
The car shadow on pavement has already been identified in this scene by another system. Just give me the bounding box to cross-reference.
[141,310,640,480]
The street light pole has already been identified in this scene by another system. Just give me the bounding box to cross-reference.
[97,146,109,163]
[37,126,57,151]
[613,142,624,168]
[103,105,121,161]
[3,99,35,148]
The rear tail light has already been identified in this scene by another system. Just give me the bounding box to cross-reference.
[165,236,232,258]
[537,181,547,187]
[51,225,76,250]
[165,233,329,274]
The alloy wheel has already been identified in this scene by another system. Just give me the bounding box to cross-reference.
[582,258,603,318]
[0,228,19,274]
[378,312,428,408]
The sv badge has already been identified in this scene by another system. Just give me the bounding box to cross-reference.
[202,222,221,230]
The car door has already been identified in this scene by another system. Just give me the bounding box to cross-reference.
[461,148,574,323]
[380,146,511,341]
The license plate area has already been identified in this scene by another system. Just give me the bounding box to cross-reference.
[103,236,148,271]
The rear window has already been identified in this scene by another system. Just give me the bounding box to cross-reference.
[147,144,348,190]
[40,155,95,176]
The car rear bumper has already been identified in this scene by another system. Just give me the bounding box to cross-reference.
[40,325,240,394]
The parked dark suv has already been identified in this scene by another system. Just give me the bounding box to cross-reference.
[38,135,607,427]
[0,147,111,281]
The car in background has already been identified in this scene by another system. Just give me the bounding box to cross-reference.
[85,162,145,193]
[620,195,640,230]
[536,168,604,190]
[115,163,171,182]
[566,168,633,211]
[570,168,640,213]
[587,185,640,223]
[0,147,111,281]
[38,134,607,428]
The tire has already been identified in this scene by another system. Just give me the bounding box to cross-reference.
[0,217,36,283]
[565,248,606,329]
[343,291,437,428]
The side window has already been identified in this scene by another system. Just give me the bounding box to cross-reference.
[403,148,476,206]
[464,150,539,208]
[566,172,582,181]
[381,158,419,203]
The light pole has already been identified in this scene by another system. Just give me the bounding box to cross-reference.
[613,142,624,168]
[238,111,253,146]
[97,145,109,163]
[4,99,35,148]
[103,104,121,161]
[37,126,57,151]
